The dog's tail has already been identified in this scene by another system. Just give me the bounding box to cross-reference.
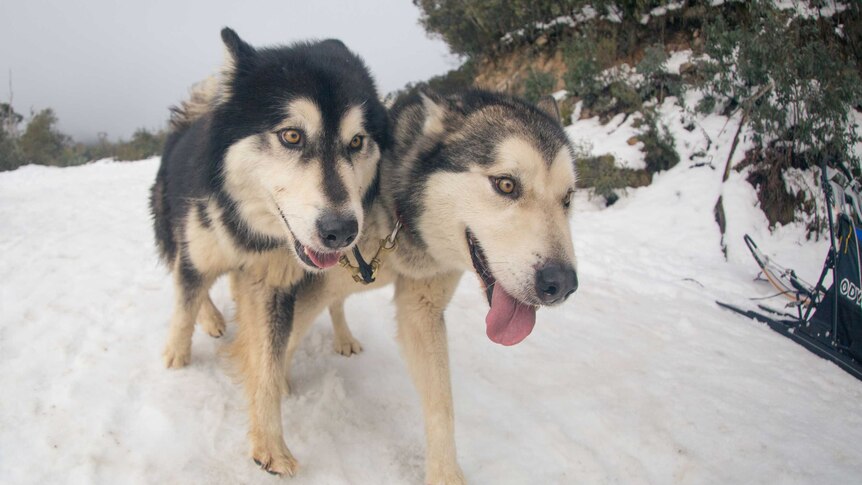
[149,167,177,264]
[168,75,220,132]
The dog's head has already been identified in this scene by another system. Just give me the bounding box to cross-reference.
[396,91,577,345]
[212,28,387,271]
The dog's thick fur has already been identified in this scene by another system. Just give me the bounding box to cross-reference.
[221,90,579,482]
[150,28,387,475]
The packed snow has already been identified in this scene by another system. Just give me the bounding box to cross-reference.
[2,97,862,484]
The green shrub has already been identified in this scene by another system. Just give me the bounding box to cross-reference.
[559,100,575,124]
[0,129,23,171]
[699,1,862,167]
[739,147,806,229]
[427,59,477,95]
[523,69,556,103]
[576,154,652,204]
[114,128,166,161]
[578,79,643,123]
[637,45,668,82]
[413,0,588,57]
[0,101,168,172]
[637,109,679,173]
[414,0,676,58]
[68,128,167,164]
[563,33,604,104]
[389,60,477,100]
[695,94,717,115]
[0,103,24,171]
[696,1,862,230]
[636,44,684,103]
[609,81,642,115]
[18,109,72,166]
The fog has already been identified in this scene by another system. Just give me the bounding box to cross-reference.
[0,0,456,141]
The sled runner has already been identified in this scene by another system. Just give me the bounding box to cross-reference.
[742,234,819,305]
[717,161,862,381]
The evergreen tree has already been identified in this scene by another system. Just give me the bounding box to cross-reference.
[0,103,24,171]
[18,108,71,166]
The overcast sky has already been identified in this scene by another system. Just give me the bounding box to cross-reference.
[0,1,456,141]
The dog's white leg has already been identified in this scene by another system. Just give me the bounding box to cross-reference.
[198,291,227,338]
[163,257,214,368]
[228,271,299,477]
[394,272,466,485]
[329,299,362,356]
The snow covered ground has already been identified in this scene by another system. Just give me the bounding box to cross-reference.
[2,112,862,485]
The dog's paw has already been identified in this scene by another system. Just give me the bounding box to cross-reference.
[199,310,226,338]
[426,464,466,485]
[333,333,363,357]
[163,345,191,369]
[252,444,299,477]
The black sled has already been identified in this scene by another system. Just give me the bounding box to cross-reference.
[718,161,862,381]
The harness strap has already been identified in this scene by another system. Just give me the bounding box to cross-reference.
[351,246,376,283]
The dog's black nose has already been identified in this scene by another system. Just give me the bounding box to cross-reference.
[535,262,578,304]
[317,213,358,249]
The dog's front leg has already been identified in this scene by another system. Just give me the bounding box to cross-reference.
[229,271,299,477]
[394,272,466,485]
[329,299,363,356]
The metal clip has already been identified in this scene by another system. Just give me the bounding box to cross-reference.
[339,254,366,283]
[339,235,398,285]
[338,221,401,285]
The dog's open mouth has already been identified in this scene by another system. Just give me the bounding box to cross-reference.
[466,229,537,346]
[276,207,342,270]
[293,238,342,270]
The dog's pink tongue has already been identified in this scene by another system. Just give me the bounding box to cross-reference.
[306,249,341,269]
[485,286,536,346]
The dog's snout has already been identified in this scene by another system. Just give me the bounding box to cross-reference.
[317,212,359,249]
[535,262,578,304]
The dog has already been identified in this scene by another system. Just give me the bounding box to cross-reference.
[222,89,579,481]
[149,27,388,468]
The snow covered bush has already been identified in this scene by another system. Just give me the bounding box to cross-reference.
[697,0,861,230]
[413,0,674,58]
[699,1,860,165]
[636,44,684,104]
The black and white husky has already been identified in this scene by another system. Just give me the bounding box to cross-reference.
[221,89,579,481]
[149,27,387,468]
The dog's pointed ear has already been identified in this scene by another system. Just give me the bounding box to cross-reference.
[220,27,256,75]
[419,91,446,136]
[536,95,562,123]
[418,89,462,136]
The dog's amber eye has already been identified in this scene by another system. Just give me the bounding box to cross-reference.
[279,129,302,146]
[494,177,517,196]
[349,135,364,150]
[563,190,573,208]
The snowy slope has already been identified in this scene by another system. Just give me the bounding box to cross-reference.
[1,149,861,484]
